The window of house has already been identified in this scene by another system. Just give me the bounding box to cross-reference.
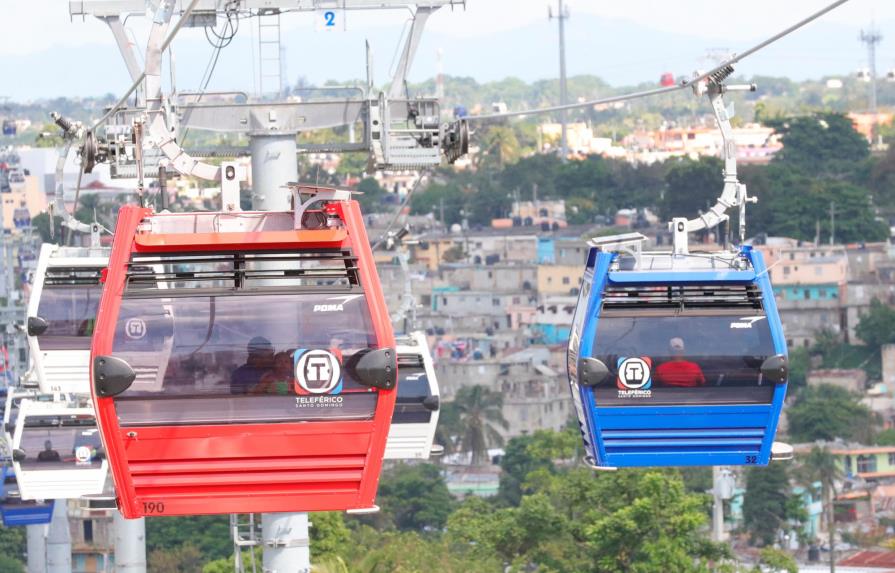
[815,267,823,276]
[857,454,878,474]
[562,277,570,285]
[83,520,93,543]
[804,290,811,300]
[784,266,791,275]
[888,452,895,466]
[492,298,500,307]
[789,253,795,260]
[488,271,493,279]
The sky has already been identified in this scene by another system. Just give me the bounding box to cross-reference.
[2,0,895,100]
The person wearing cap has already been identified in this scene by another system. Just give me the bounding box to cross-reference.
[654,337,706,388]
[231,336,276,395]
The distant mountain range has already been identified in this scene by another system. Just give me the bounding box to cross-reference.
[2,12,891,101]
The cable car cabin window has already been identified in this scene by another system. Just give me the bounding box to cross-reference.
[111,290,379,427]
[34,284,102,350]
[591,312,777,406]
[18,416,103,471]
[393,355,432,424]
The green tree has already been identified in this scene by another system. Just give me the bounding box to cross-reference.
[661,156,724,221]
[33,123,64,148]
[148,543,204,573]
[477,125,521,171]
[31,212,64,244]
[755,547,798,573]
[0,526,25,566]
[855,299,895,348]
[373,463,454,531]
[787,384,875,443]
[772,113,870,175]
[433,400,460,456]
[742,464,795,546]
[410,181,464,225]
[788,347,810,389]
[582,471,727,573]
[310,512,350,559]
[146,516,231,563]
[454,385,508,465]
[356,177,387,213]
[351,527,500,573]
[202,548,262,573]
[0,555,23,573]
[797,446,844,573]
[877,428,895,446]
[498,429,578,506]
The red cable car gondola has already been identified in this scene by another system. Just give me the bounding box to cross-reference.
[90,188,397,518]
[660,72,676,87]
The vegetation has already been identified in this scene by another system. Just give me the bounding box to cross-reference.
[453,385,508,465]
[0,526,24,572]
[796,446,843,573]
[400,110,890,251]
[148,428,735,572]
[741,464,803,547]
[786,384,875,443]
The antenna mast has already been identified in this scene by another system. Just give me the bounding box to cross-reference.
[549,0,570,162]
[860,25,883,144]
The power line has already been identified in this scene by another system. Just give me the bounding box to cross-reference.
[467,0,852,122]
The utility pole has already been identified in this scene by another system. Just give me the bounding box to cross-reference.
[860,26,883,144]
[549,0,569,163]
[829,201,836,246]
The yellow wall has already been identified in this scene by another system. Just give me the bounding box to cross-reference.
[537,265,583,295]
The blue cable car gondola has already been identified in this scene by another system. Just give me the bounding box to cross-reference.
[568,246,789,468]
[1,467,54,526]
[567,74,792,469]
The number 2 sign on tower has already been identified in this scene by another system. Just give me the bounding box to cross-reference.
[317,9,344,31]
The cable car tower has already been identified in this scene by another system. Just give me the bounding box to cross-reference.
[64,2,468,571]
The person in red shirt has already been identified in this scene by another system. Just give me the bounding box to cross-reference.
[654,337,706,387]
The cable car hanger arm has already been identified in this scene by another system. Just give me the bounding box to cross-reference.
[465,0,851,122]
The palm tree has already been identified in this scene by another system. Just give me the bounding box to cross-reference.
[797,445,844,573]
[476,126,521,171]
[454,385,509,466]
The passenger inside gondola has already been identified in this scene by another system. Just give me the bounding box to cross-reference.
[36,440,60,463]
[654,337,706,388]
[231,337,275,395]
[253,351,294,395]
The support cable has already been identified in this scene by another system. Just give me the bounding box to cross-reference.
[466,0,851,122]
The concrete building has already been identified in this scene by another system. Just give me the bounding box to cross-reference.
[445,264,537,292]
[553,238,590,266]
[499,361,572,439]
[536,265,583,296]
[68,501,115,572]
[806,368,867,393]
[756,239,849,347]
[1,174,46,232]
[432,290,537,324]
[434,359,503,400]
[534,295,577,345]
